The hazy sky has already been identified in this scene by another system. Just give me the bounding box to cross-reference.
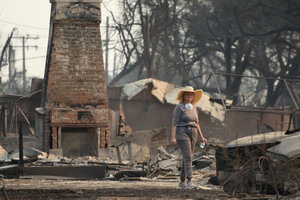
[0,0,119,82]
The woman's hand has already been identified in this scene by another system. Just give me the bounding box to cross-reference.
[196,124,207,145]
[171,137,177,145]
[201,137,207,145]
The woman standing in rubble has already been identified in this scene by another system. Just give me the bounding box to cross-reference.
[171,86,207,189]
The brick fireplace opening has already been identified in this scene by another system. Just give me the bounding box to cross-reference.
[61,128,96,156]
[41,0,109,156]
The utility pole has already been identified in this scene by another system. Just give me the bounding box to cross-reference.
[105,16,109,83]
[8,44,16,91]
[13,35,38,94]
[22,37,26,93]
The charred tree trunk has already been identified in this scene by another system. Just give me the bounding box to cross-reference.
[232,41,251,104]
[224,37,232,94]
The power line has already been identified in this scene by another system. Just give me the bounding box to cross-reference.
[0,19,48,30]
[9,56,46,62]
[0,19,114,30]
[0,73,44,79]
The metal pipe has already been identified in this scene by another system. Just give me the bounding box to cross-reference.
[18,123,24,176]
[283,79,299,109]
[127,141,133,166]
[1,104,6,137]
[117,114,122,136]
[214,72,300,82]
[203,73,212,90]
[212,73,227,111]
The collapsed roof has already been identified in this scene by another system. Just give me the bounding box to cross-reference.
[119,78,232,123]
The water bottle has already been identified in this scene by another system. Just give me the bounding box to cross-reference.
[200,142,205,149]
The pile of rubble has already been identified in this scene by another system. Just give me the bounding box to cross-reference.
[0,139,219,186]
[108,142,219,188]
[216,130,300,196]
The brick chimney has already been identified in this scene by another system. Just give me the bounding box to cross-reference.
[42,0,109,156]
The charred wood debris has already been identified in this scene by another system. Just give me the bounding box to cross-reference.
[0,139,218,185]
[0,132,299,198]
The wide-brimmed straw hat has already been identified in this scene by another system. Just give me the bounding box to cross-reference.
[176,86,203,104]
